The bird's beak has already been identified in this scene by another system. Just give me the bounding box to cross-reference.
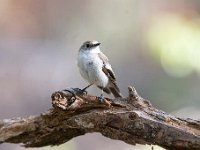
[93,42,101,47]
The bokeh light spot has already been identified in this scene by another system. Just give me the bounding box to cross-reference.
[146,14,200,77]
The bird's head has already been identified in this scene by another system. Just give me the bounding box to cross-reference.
[79,40,101,52]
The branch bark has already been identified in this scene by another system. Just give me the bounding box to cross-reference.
[0,87,200,149]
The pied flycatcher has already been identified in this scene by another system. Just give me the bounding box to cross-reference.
[77,40,122,100]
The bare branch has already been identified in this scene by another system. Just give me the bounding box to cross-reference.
[0,87,200,149]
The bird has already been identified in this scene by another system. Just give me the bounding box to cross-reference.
[77,40,123,101]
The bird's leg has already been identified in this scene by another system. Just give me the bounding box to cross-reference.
[97,88,104,102]
[81,83,93,94]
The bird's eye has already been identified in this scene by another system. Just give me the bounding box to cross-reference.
[86,43,90,48]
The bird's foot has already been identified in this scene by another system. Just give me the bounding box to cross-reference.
[62,88,76,97]
[62,88,78,106]
[62,88,87,95]
[97,94,104,102]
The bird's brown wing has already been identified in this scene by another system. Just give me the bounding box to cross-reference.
[98,52,122,98]
[98,52,116,81]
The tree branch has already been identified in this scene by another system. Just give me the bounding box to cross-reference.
[0,86,200,149]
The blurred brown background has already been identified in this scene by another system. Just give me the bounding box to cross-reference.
[0,0,200,150]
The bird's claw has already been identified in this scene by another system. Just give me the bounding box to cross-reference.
[81,89,88,95]
[62,88,76,97]
[62,88,77,102]
[97,94,104,103]
[63,88,87,96]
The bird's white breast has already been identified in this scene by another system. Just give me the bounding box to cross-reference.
[77,48,109,87]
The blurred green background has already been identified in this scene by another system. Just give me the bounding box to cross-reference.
[0,0,200,150]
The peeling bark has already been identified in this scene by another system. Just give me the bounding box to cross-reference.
[0,86,200,149]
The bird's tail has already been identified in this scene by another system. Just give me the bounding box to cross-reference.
[109,86,123,98]
[98,84,123,98]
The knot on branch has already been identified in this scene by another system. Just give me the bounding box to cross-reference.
[127,86,152,109]
[128,86,140,100]
[51,91,76,110]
